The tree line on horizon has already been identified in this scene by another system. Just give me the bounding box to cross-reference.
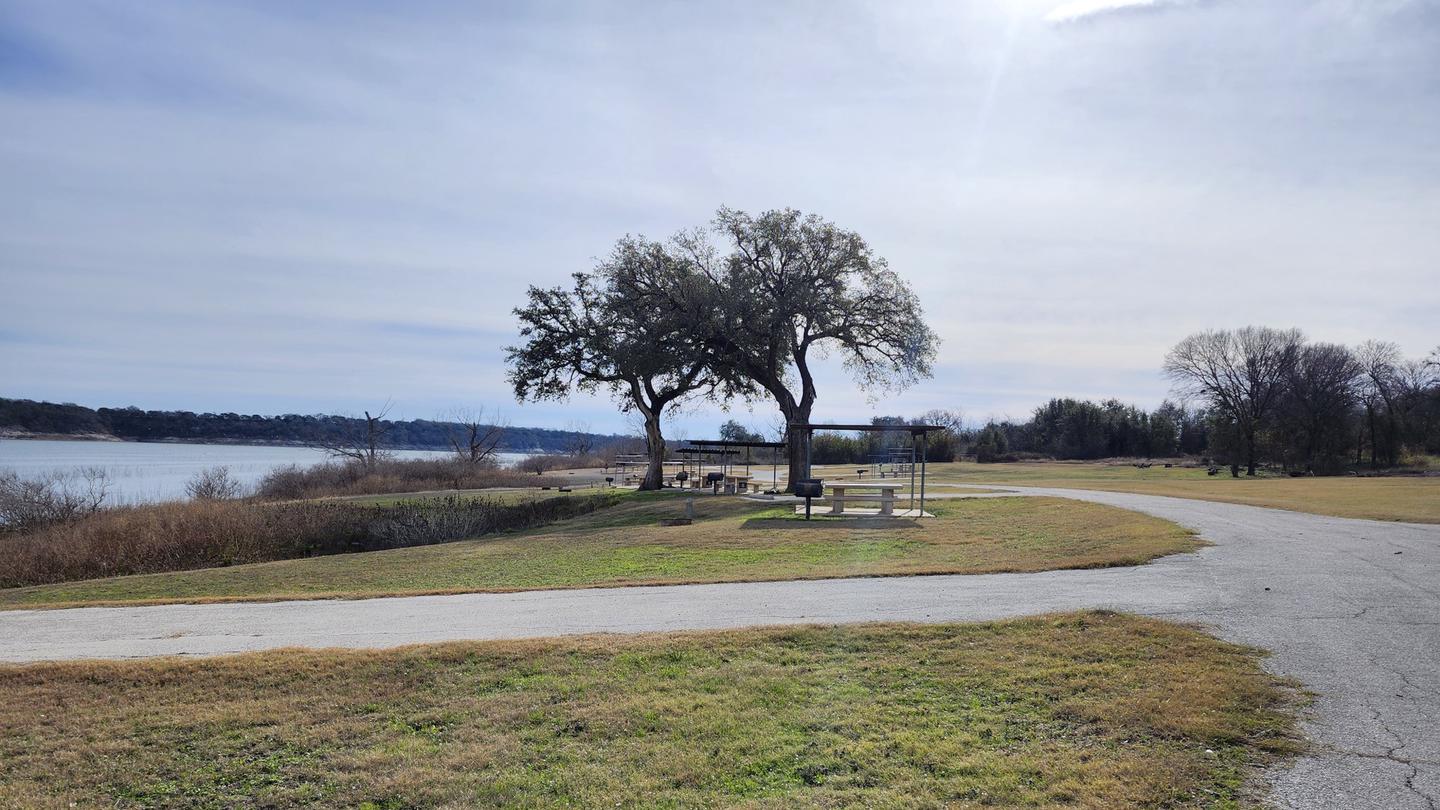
[792,332,1438,474]
[968,330,1439,475]
[612,332,1438,477]
[0,398,623,455]
[1162,328,1438,475]
[794,402,1205,467]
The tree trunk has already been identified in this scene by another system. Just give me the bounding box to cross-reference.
[1367,407,1377,467]
[640,412,667,491]
[782,403,813,493]
[1245,429,1258,476]
[784,426,805,493]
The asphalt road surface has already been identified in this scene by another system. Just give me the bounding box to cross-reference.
[1,487,1436,809]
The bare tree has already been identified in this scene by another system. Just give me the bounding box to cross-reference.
[1353,341,1426,467]
[563,420,595,457]
[444,407,507,467]
[920,408,965,433]
[518,454,554,476]
[318,402,394,469]
[1392,354,1440,462]
[1164,327,1304,475]
[766,412,790,442]
[1280,343,1361,474]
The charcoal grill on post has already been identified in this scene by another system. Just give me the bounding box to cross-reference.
[794,478,824,520]
[705,471,725,493]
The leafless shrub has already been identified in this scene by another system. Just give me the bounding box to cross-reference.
[185,466,243,501]
[255,464,313,500]
[444,407,507,466]
[545,452,607,470]
[256,457,562,500]
[518,455,555,475]
[0,467,111,534]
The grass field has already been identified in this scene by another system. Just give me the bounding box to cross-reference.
[0,612,1301,808]
[0,493,1198,609]
[813,462,1440,523]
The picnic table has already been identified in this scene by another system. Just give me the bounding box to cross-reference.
[723,473,755,494]
[828,482,903,516]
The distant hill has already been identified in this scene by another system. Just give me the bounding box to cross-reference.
[0,398,625,453]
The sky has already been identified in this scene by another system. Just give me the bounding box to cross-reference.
[2,0,1437,437]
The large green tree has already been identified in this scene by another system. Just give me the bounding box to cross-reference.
[678,208,939,491]
[507,237,718,490]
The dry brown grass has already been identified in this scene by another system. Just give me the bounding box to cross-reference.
[1048,477,1440,523]
[0,495,1199,609]
[256,457,566,500]
[0,500,371,588]
[0,612,1302,808]
[0,493,621,590]
[863,461,1440,523]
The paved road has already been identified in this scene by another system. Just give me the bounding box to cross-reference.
[1,487,1436,808]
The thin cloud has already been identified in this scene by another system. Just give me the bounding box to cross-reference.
[1044,0,1187,23]
[1,2,1436,430]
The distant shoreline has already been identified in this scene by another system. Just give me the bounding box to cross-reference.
[1,398,620,454]
[0,432,124,443]
[0,433,541,454]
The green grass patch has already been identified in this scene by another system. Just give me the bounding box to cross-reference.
[0,612,1303,808]
[0,495,1199,609]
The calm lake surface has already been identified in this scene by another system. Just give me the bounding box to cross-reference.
[0,439,528,504]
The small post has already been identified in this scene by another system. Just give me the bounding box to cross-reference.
[804,427,813,484]
[919,431,928,518]
[909,441,917,514]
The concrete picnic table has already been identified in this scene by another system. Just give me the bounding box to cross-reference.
[828,482,904,515]
[723,473,755,494]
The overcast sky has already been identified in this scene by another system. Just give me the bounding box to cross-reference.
[2,0,1437,436]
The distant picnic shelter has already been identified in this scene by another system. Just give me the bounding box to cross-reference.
[790,422,946,516]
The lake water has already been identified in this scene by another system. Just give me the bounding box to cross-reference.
[0,439,529,504]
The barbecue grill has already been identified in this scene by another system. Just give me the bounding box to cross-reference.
[794,478,824,519]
